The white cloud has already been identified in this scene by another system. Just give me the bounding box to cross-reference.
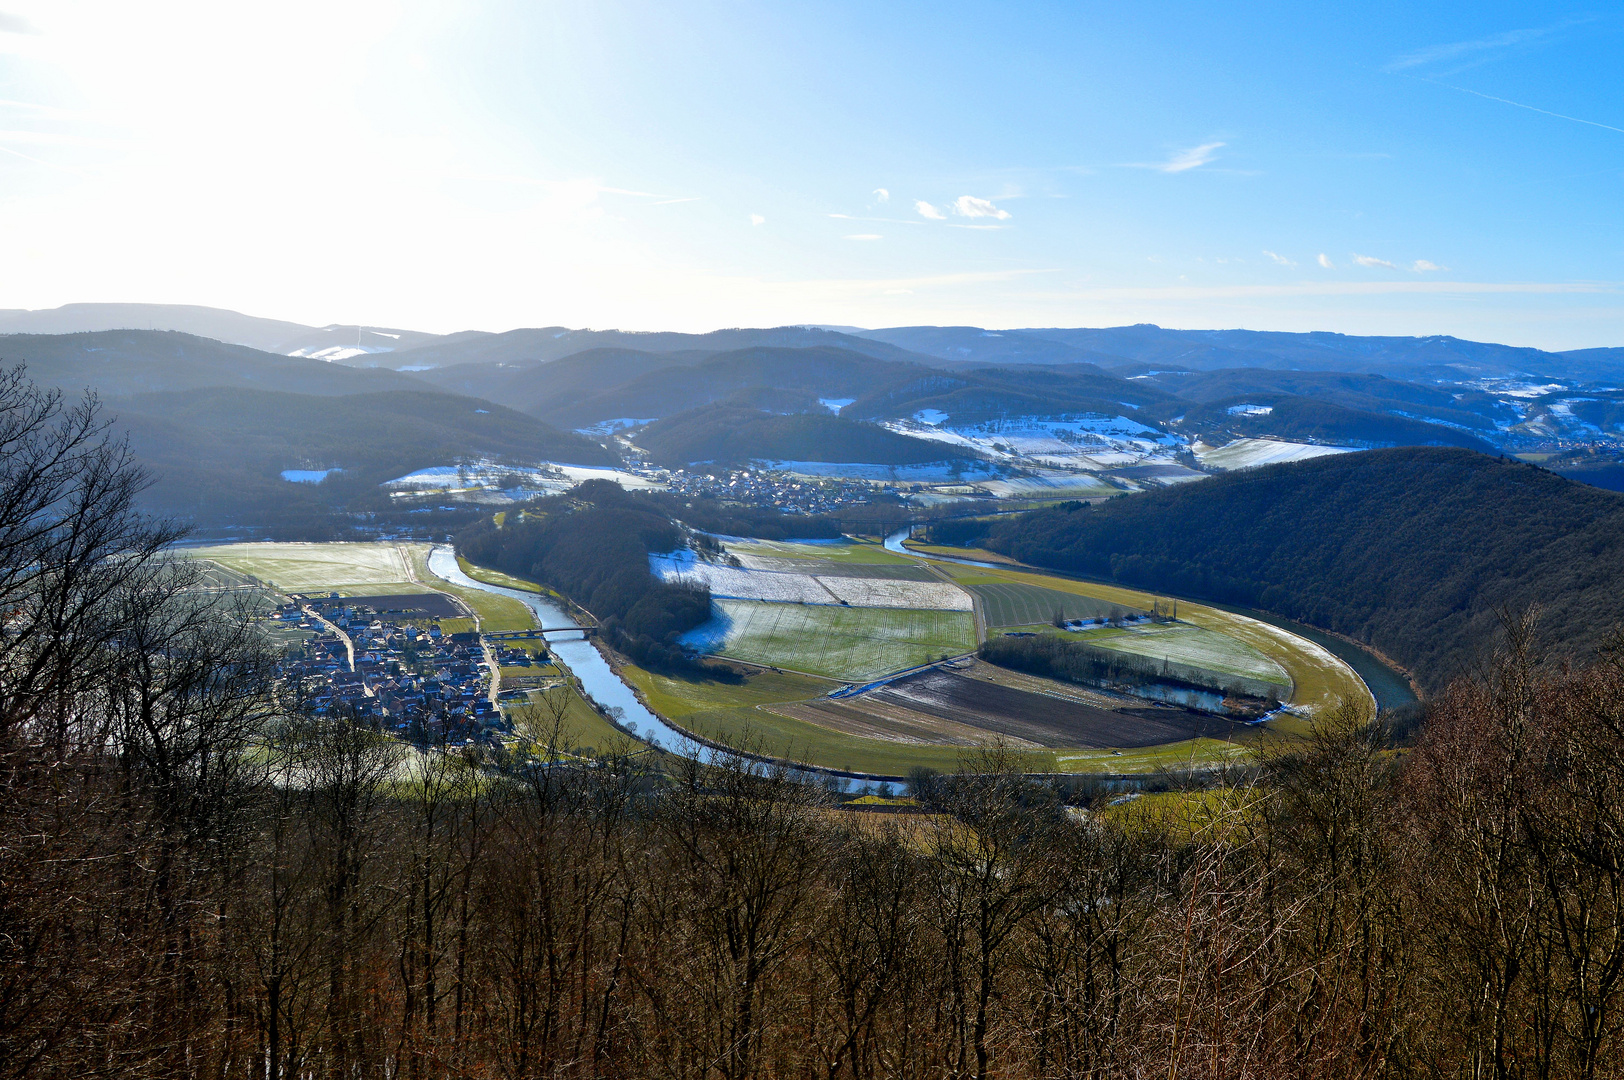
[1317,253,1335,269]
[1263,250,1295,266]
[1353,253,1397,269]
[0,11,38,34]
[749,213,764,226]
[1387,22,1573,72]
[915,199,945,220]
[1152,141,1224,173]
[952,195,1010,220]
[872,187,889,202]
[845,233,882,241]
[1411,258,1446,272]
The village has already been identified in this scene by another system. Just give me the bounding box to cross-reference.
[270,593,551,746]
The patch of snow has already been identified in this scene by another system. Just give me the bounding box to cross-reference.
[650,552,971,610]
[1197,438,1357,471]
[819,397,857,415]
[576,417,657,436]
[913,409,950,425]
[280,469,336,484]
[396,364,438,371]
[474,408,490,414]
[1226,403,1274,416]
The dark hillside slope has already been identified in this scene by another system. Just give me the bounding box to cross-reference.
[0,330,428,396]
[974,448,1624,691]
[1179,396,1495,453]
[539,346,923,429]
[384,325,927,369]
[636,406,969,466]
[114,387,613,522]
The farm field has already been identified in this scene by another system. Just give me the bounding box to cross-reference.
[725,537,913,566]
[969,580,1140,627]
[191,542,415,593]
[933,560,1369,722]
[1077,623,1291,688]
[795,668,1237,750]
[1197,438,1354,471]
[620,663,1046,776]
[690,599,977,682]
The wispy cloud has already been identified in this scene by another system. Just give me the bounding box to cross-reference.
[952,195,1010,220]
[1411,259,1446,272]
[1133,141,1225,173]
[872,188,889,202]
[915,200,946,220]
[845,234,882,241]
[1317,253,1335,269]
[1353,253,1397,269]
[0,11,39,34]
[749,214,765,226]
[1262,250,1295,266]
[1411,79,1624,137]
[1387,21,1579,73]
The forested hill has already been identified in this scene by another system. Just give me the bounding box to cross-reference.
[963,448,1624,692]
[635,406,966,467]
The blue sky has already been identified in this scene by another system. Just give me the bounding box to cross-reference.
[0,1,1619,347]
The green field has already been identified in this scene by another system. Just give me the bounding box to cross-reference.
[703,600,977,682]
[507,686,640,758]
[1077,623,1291,688]
[969,581,1141,627]
[935,559,1369,723]
[621,664,1050,777]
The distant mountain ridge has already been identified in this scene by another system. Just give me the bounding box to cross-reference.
[8,303,1618,381]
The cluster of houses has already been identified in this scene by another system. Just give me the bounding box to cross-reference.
[270,597,545,746]
[664,467,877,514]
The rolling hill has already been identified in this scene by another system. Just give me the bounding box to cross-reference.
[634,406,974,467]
[1176,396,1496,453]
[953,447,1624,691]
[0,330,430,397]
[378,325,926,370]
[0,303,441,356]
[113,387,614,524]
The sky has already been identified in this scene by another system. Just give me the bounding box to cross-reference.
[0,1,1619,348]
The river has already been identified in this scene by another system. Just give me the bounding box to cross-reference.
[426,546,699,754]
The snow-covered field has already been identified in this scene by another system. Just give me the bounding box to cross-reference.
[650,551,972,610]
[1197,438,1356,471]
[383,460,665,496]
[281,469,336,483]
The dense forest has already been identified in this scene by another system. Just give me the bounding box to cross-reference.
[935,447,1624,692]
[1176,395,1494,453]
[636,405,969,467]
[8,365,1624,1078]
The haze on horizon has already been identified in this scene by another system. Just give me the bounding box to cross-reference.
[0,1,1618,349]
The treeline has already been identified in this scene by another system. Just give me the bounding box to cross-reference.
[455,480,712,673]
[980,632,1282,701]
[953,448,1624,692]
[11,369,1624,1078]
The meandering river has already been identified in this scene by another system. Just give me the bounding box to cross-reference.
[427,546,699,754]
